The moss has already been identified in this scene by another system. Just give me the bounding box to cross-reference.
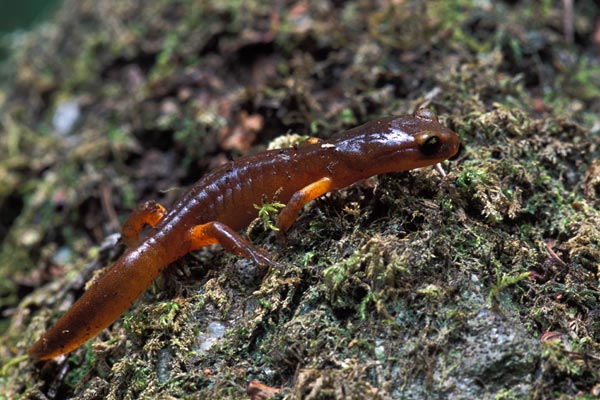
[1,0,600,398]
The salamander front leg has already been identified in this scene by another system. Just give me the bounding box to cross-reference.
[276,176,334,234]
[121,200,167,247]
[190,222,274,266]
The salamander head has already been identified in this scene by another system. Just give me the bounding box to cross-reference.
[332,108,460,176]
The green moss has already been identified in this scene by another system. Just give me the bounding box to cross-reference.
[1,0,600,398]
[254,201,285,232]
[64,341,97,388]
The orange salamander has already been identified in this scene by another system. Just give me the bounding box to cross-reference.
[28,108,460,360]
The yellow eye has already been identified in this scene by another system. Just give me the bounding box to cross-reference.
[420,135,441,156]
[414,108,439,122]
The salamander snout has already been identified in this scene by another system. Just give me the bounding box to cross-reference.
[414,129,460,162]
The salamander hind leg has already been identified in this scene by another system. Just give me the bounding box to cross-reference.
[276,176,334,234]
[121,200,167,247]
[190,222,274,266]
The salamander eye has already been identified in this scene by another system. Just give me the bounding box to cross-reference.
[414,108,439,123]
[420,135,442,156]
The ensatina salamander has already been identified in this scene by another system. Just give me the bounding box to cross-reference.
[28,109,459,360]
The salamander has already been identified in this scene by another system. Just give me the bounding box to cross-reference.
[28,108,460,360]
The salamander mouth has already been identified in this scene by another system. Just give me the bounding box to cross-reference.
[447,141,462,160]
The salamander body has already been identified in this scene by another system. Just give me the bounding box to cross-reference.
[28,109,459,360]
